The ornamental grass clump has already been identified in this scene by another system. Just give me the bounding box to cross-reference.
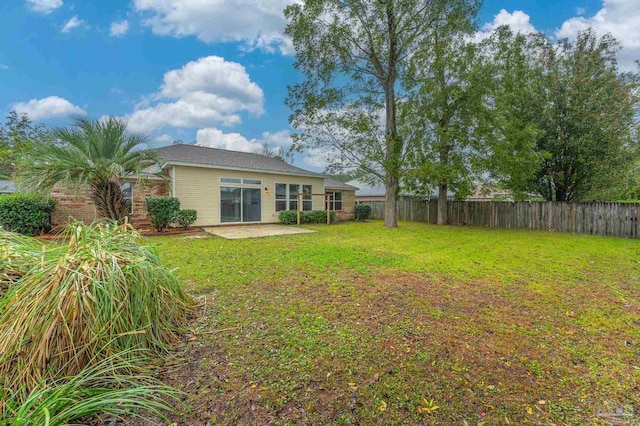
[1,351,179,426]
[0,230,52,298]
[0,221,196,393]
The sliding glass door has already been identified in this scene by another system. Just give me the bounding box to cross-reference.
[242,188,261,222]
[220,187,261,223]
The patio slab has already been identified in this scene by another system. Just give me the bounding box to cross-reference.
[203,224,316,239]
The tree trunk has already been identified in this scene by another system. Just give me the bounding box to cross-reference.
[555,185,568,202]
[90,177,130,223]
[437,184,448,225]
[437,145,450,225]
[382,0,399,228]
[384,175,399,227]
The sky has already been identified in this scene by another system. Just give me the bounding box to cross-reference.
[0,0,638,172]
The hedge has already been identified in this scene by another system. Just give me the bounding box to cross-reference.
[145,196,180,232]
[0,193,56,235]
[278,210,337,225]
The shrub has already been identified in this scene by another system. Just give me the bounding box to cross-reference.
[303,210,337,224]
[175,209,198,230]
[0,221,195,393]
[0,193,56,235]
[145,196,180,232]
[279,210,337,225]
[355,203,372,221]
[278,210,298,225]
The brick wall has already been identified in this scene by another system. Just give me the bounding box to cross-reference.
[50,178,169,229]
[336,190,356,221]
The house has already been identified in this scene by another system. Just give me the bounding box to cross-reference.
[50,145,358,228]
[466,183,512,201]
[324,178,359,221]
[346,179,423,203]
[0,180,16,194]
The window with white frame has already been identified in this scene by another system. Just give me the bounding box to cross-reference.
[326,191,343,211]
[275,183,313,211]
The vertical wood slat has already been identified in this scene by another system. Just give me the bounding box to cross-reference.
[361,199,640,239]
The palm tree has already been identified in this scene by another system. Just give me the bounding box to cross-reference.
[18,117,162,223]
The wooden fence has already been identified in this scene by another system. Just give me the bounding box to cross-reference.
[366,200,640,239]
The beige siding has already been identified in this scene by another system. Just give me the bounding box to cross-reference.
[173,165,326,226]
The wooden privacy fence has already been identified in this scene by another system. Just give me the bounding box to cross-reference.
[366,200,640,239]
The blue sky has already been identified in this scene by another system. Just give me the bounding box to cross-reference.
[0,0,636,171]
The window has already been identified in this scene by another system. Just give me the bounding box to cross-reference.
[121,182,133,214]
[275,183,313,211]
[303,185,312,211]
[326,191,343,211]
[243,179,262,185]
[289,184,299,212]
[221,177,242,184]
[275,183,287,211]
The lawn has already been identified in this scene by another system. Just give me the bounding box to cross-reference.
[149,221,640,425]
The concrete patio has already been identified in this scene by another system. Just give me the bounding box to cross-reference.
[203,224,316,240]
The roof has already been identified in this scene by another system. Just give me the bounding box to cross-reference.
[324,178,359,191]
[0,180,16,194]
[154,144,324,178]
[346,178,452,199]
[346,179,400,197]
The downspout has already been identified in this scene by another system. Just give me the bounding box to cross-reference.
[170,166,176,197]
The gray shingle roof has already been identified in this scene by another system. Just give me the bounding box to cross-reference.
[154,144,324,178]
[324,178,359,191]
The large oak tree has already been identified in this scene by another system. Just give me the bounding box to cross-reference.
[285,0,481,227]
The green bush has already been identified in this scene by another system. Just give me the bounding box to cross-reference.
[175,209,198,230]
[303,210,337,224]
[278,210,297,225]
[355,203,372,221]
[0,193,56,235]
[279,210,337,225]
[145,196,180,232]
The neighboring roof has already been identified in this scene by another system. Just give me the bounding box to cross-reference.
[0,180,16,194]
[154,144,324,178]
[324,178,359,191]
[346,179,410,197]
[346,179,453,199]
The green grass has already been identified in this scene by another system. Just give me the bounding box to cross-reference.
[150,221,640,425]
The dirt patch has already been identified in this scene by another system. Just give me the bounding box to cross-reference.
[131,270,639,425]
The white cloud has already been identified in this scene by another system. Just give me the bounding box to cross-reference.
[556,0,640,70]
[302,147,336,169]
[61,15,88,33]
[26,0,62,14]
[110,20,129,37]
[474,9,538,42]
[0,64,8,71]
[196,128,293,153]
[575,7,587,16]
[126,56,264,133]
[154,134,173,143]
[133,0,295,55]
[12,96,86,120]
[197,128,264,152]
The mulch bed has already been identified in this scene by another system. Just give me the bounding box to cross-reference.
[139,227,205,237]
